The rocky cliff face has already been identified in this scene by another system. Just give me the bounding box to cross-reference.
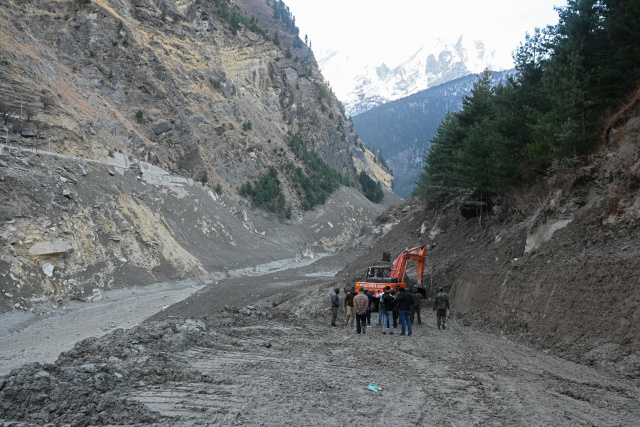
[0,0,391,194]
[0,0,396,313]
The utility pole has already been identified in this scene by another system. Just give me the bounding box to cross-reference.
[48,137,51,152]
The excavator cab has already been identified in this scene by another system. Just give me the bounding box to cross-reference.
[365,266,396,281]
[356,246,427,311]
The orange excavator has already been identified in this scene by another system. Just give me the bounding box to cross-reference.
[356,246,426,311]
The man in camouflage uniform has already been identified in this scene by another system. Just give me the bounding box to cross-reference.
[344,287,356,326]
[411,288,423,325]
[433,287,450,329]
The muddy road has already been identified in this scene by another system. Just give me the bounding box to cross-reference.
[1,251,639,426]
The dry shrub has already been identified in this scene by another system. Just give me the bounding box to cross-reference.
[603,87,640,144]
[607,186,620,215]
[630,161,640,181]
[548,189,563,211]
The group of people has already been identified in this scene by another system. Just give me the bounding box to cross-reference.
[330,285,450,334]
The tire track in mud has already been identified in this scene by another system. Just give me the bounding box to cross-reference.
[123,316,640,426]
[1,305,639,426]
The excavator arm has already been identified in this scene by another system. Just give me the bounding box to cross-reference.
[390,246,426,286]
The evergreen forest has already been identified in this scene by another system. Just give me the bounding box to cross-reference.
[352,71,512,198]
[415,0,640,202]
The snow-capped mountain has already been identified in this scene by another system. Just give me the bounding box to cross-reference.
[318,36,512,117]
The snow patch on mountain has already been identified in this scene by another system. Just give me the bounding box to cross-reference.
[318,36,512,116]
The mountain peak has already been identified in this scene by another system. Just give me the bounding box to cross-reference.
[318,36,512,116]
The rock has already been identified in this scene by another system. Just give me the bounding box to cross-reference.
[4,293,13,298]
[116,220,132,231]
[21,128,36,138]
[0,160,7,167]
[80,363,97,373]
[42,263,54,277]
[35,370,50,378]
[10,148,24,157]
[420,221,428,235]
[62,189,73,199]
[153,121,173,135]
[114,372,123,379]
[85,288,103,302]
[524,220,572,254]
[29,240,75,256]
[62,175,77,184]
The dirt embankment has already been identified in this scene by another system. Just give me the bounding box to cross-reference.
[337,117,640,379]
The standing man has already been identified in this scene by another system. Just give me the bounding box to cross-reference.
[344,287,356,327]
[382,286,395,335]
[396,287,413,336]
[433,287,450,329]
[411,288,423,325]
[330,287,340,327]
[353,287,369,334]
[391,290,399,328]
[365,288,373,327]
[377,290,385,326]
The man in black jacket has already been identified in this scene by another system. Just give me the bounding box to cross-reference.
[396,287,414,336]
[330,288,340,327]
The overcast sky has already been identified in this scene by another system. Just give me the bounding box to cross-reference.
[285,0,567,68]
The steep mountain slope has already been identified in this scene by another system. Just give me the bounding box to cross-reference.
[0,0,398,313]
[0,0,391,202]
[352,70,514,198]
[339,111,640,378]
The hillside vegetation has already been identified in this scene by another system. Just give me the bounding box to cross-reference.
[416,0,640,201]
[352,71,513,198]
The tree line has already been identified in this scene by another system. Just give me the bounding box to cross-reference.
[415,0,640,202]
[285,133,352,210]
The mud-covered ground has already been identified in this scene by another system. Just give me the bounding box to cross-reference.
[1,251,639,426]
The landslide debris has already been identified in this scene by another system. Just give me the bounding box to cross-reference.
[336,113,640,379]
[2,302,639,426]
